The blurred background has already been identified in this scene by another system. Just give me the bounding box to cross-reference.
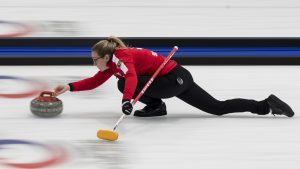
[1,0,300,65]
[1,0,300,37]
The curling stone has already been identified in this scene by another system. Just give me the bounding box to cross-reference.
[30,91,63,118]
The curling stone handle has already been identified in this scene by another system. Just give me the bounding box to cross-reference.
[40,91,55,97]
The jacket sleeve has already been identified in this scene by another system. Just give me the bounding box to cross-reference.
[69,69,114,91]
[122,61,138,100]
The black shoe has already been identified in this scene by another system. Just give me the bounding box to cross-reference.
[134,102,167,117]
[267,94,294,117]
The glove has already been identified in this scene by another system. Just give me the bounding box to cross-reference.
[122,99,133,115]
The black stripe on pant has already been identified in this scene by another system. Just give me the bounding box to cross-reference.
[117,65,269,115]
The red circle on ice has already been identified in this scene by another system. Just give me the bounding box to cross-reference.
[0,139,67,169]
[0,75,48,98]
[0,21,32,37]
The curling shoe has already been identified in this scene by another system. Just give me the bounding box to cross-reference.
[134,101,167,117]
[267,94,294,117]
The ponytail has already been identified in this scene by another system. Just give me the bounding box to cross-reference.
[92,36,127,59]
[107,36,127,48]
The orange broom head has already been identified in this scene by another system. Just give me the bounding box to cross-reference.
[97,129,119,141]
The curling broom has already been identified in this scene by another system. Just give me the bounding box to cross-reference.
[97,46,178,141]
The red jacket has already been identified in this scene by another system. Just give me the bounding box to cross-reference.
[70,48,177,100]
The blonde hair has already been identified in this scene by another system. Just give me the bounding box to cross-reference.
[92,36,127,59]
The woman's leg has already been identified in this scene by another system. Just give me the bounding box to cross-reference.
[118,65,270,116]
[117,65,194,116]
[118,78,169,117]
[117,65,193,103]
[176,82,270,115]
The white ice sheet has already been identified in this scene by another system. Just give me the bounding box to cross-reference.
[0,66,299,169]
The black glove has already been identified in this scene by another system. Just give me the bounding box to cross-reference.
[122,99,133,115]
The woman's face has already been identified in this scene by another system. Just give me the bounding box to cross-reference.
[92,51,109,71]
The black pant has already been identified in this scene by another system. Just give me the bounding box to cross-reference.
[117,65,269,115]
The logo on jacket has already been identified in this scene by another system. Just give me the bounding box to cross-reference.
[116,60,123,69]
[112,55,128,74]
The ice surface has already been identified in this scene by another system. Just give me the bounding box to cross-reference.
[0,65,299,169]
